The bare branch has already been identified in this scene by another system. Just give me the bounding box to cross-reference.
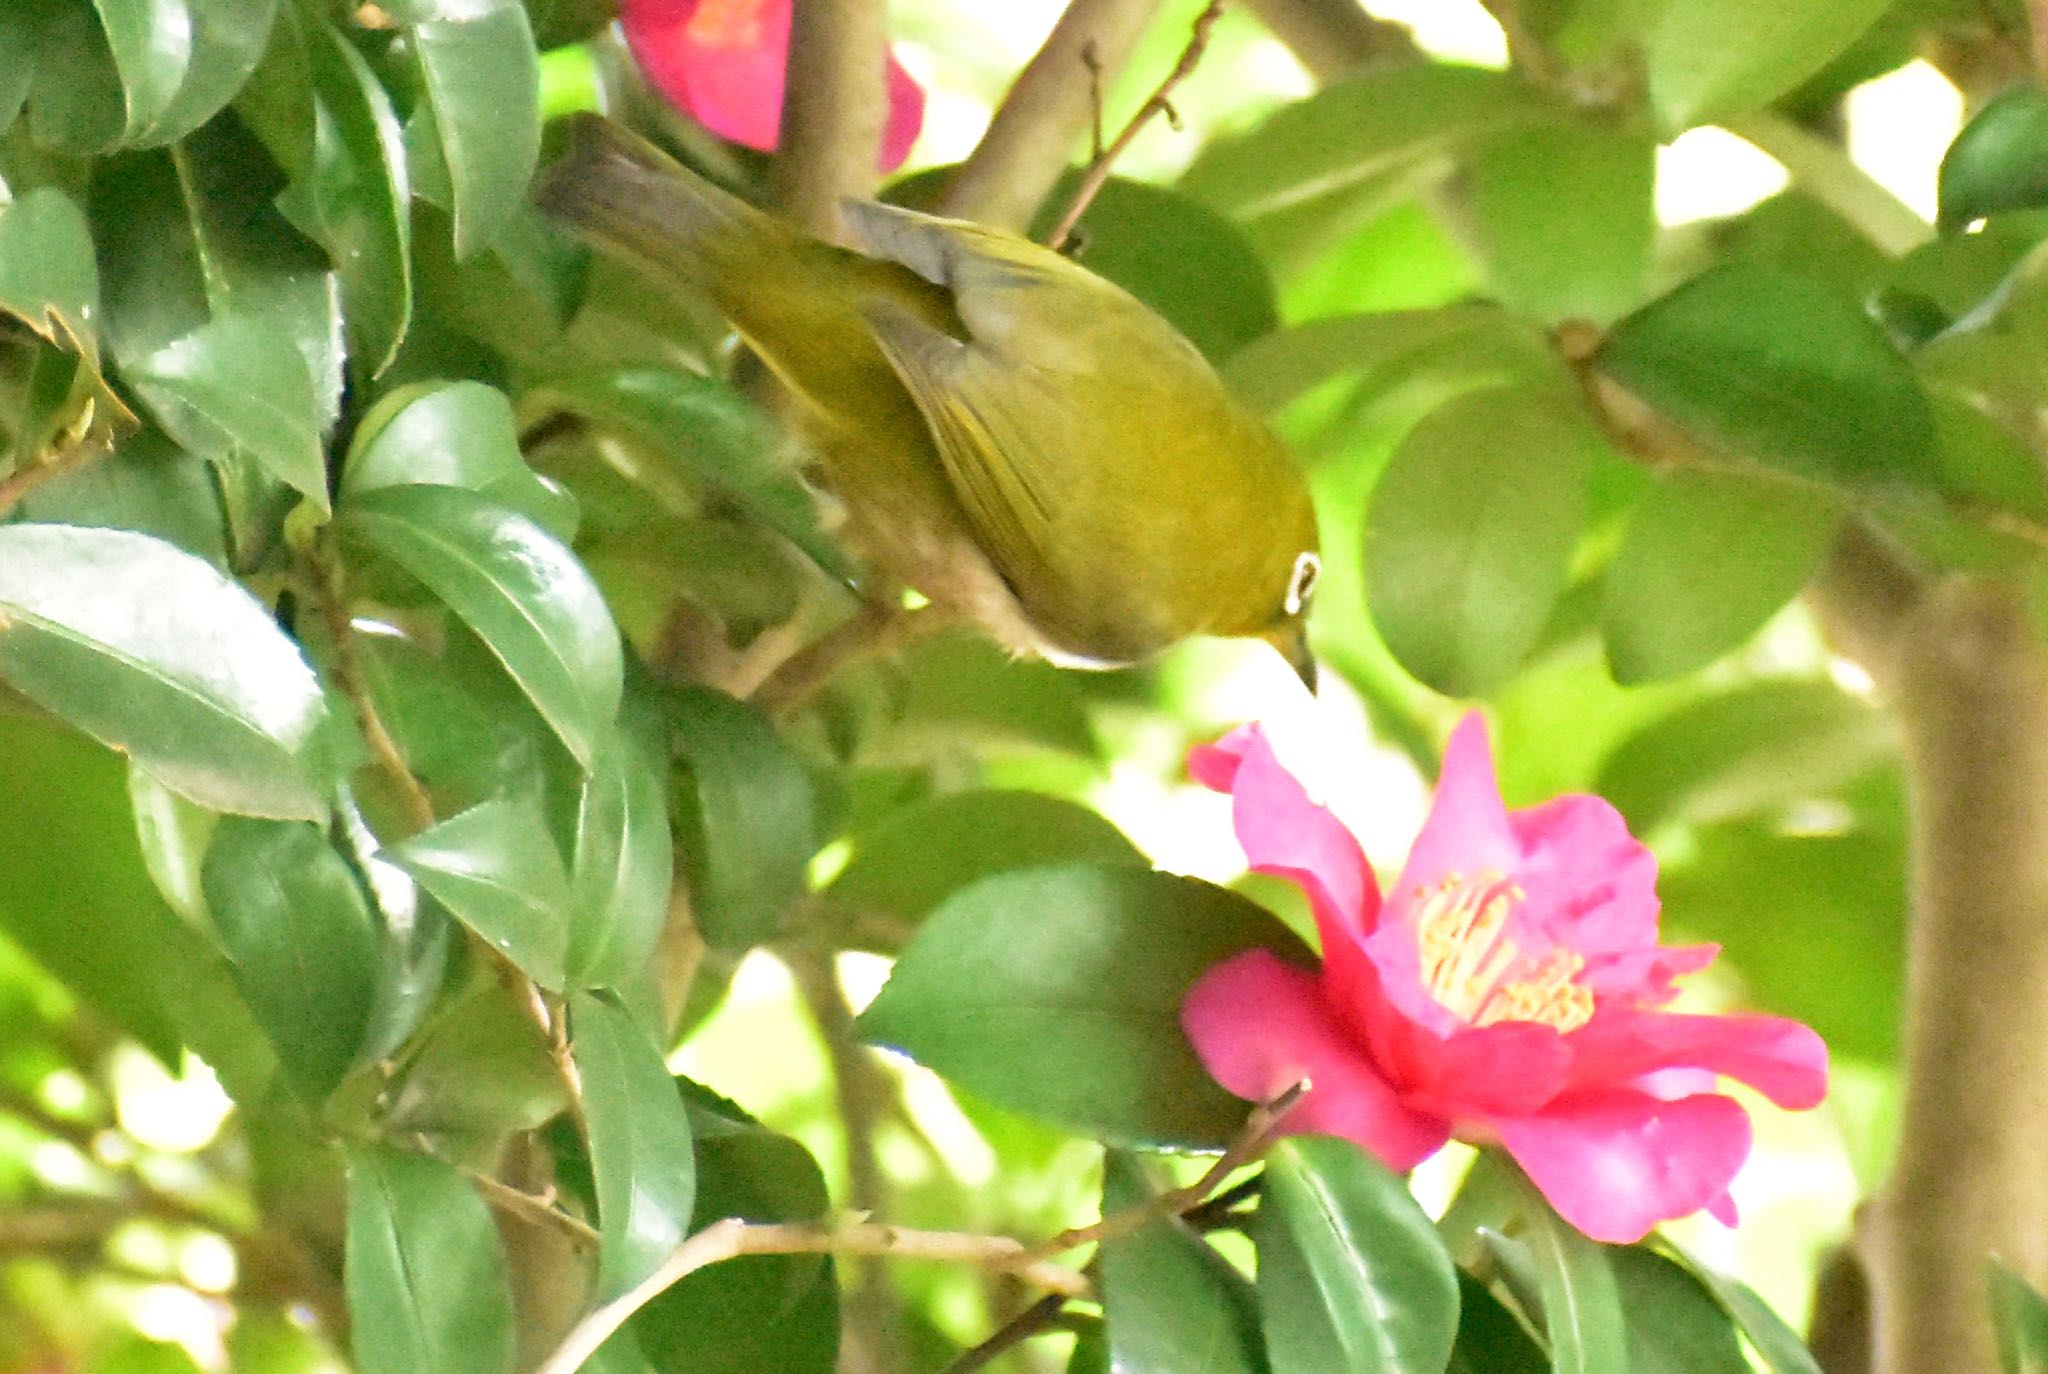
[1238,0,1410,79]
[771,0,890,239]
[937,0,1170,229]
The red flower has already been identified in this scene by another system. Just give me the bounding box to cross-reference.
[1181,714,1828,1243]
[620,0,926,172]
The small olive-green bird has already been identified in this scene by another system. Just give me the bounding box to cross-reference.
[536,114,1321,685]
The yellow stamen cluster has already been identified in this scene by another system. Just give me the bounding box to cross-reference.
[1415,871,1594,1032]
[684,0,766,46]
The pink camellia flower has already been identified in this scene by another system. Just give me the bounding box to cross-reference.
[1181,714,1828,1244]
[620,0,926,172]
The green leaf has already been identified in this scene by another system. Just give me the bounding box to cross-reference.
[1939,83,2048,231]
[630,1087,837,1374]
[572,992,697,1299]
[1365,384,1595,696]
[345,1147,516,1374]
[1468,121,1655,324]
[828,789,1144,927]
[408,8,539,259]
[1097,1151,1266,1374]
[202,817,381,1098]
[1447,1274,1548,1374]
[0,524,332,818]
[1253,1136,1460,1374]
[127,312,329,511]
[92,148,213,364]
[1521,1199,1626,1374]
[0,186,102,360]
[858,864,1313,1150]
[14,427,230,566]
[1596,679,1896,833]
[523,368,851,584]
[1601,471,1841,682]
[386,796,572,990]
[140,0,279,144]
[0,709,185,1060]
[1598,263,1936,489]
[1647,0,1893,132]
[90,0,195,143]
[344,379,571,534]
[25,0,128,153]
[1614,1249,1751,1374]
[1991,1260,2048,1374]
[666,684,815,950]
[279,7,412,376]
[568,688,674,988]
[383,971,566,1134]
[341,484,623,767]
[1662,1249,1822,1374]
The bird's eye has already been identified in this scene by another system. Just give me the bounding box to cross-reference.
[1284,551,1321,616]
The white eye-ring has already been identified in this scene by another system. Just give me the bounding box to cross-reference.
[1284,551,1321,616]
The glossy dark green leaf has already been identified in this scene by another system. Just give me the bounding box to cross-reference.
[89,0,194,143]
[1468,121,1655,324]
[0,186,102,360]
[383,971,566,1134]
[568,689,674,988]
[0,524,332,818]
[1940,83,2048,231]
[24,0,127,153]
[344,379,572,534]
[1446,1274,1547,1374]
[341,484,623,766]
[1663,1249,1822,1374]
[139,0,278,144]
[408,7,539,259]
[277,7,412,375]
[1366,384,1595,696]
[828,789,1143,926]
[173,115,345,431]
[0,0,44,130]
[1521,1199,1626,1374]
[630,1086,837,1374]
[1098,1151,1266,1374]
[202,817,380,1098]
[0,709,185,1060]
[1602,471,1841,682]
[345,1147,516,1374]
[572,992,697,1299]
[386,796,572,990]
[1991,1260,2048,1374]
[1253,1135,1460,1374]
[14,427,230,566]
[1646,0,1893,132]
[1614,1249,1751,1374]
[127,312,328,510]
[666,684,815,949]
[859,864,1313,1150]
[523,367,850,583]
[1596,679,1896,833]
[1598,263,1936,489]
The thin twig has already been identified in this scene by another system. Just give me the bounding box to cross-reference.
[462,1166,601,1249]
[1021,1078,1307,1262]
[0,433,108,520]
[534,1217,1090,1374]
[1045,0,1229,252]
[307,533,437,835]
[941,1292,1071,1374]
[748,600,951,719]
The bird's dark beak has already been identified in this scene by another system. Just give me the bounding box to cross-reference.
[1269,625,1317,695]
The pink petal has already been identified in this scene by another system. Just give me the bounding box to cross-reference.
[1190,726,1385,1014]
[1706,1191,1739,1227]
[1579,942,1718,1006]
[880,55,926,170]
[1564,1011,1829,1109]
[1402,1021,1572,1119]
[1391,714,1519,896]
[1504,793,1663,967]
[1494,1089,1754,1244]
[1182,950,1449,1170]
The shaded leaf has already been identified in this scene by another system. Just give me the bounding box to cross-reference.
[1521,1198,1626,1374]
[1647,0,1893,132]
[386,796,572,990]
[1991,1259,2048,1374]
[1601,471,1840,683]
[666,684,814,949]
[1663,1248,1823,1374]
[573,992,697,1299]
[345,1147,516,1374]
[383,972,566,1135]
[1614,1248,1751,1374]
[202,816,380,1098]
[1447,1274,1547,1374]
[0,186,102,360]
[408,7,540,259]
[1254,1135,1460,1373]
[859,864,1313,1150]
[1366,384,1595,695]
[568,687,675,988]
[341,484,623,766]
[1599,263,1936,489]
[140,0,279,144]
[0,524,332,818]
[1098,1151,1266,1374]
